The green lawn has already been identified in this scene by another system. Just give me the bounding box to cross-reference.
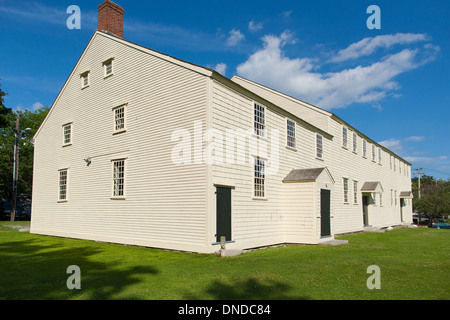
[0,222,448,300]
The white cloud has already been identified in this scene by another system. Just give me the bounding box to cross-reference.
[404,156,448,163]
[226,29,245,46]
[214,63,227,76]
[379,136,425,153]
[0,2,97,28]
[379,138,403,152]
[236,31,439,109]
[248,20,263,33]
[331,33,428,62]
[405,136,425,142]
[32,102,44,111]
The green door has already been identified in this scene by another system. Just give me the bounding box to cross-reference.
[216,187,232,242]
[320,189,331,237]
[362,195,369,226]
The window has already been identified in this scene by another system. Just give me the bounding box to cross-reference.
[343,178,349,203]
[81,72,89,88]
[254,103,265,137]
[113,105,126,132]
[342,126,348,148]
[394,158,396,171]
[390,155,392,170]
[316,134,323,159]
[391,190,393,206]
[399,161,402,174]
[394,190,397,206]
[353,133,357,153]
[103,58,114,77]
[254,157,265,198]
[63,123,72,145]
[379,192,383,206]
[353,180,358,204]
[372,144,376,161]
[363,139,367,157]
[59,169,68,201]
[286,119,296,148]
[112,159,125,198]
[378,147,382,164]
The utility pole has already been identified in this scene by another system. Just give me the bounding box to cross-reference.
[413,168,426,199]
[11,113,19,222]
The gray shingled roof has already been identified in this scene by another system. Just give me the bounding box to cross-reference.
[361,181,381,191]
[283,168,326,182]
[399,191,412,197]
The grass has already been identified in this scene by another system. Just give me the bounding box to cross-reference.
[0,222,449,300]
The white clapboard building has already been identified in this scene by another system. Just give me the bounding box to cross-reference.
[31,0,413,253]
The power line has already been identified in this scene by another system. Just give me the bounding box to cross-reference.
[422,167,450,176]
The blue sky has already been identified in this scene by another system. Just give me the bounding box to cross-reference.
[1,0,449,179]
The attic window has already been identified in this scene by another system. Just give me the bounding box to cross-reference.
[103,58,114,77]
[81,71,89,88]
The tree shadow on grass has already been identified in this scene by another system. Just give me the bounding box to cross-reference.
[184,278,310,300]
[0,239,158,300]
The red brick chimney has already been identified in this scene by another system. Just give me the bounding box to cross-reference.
[97,0,124,38]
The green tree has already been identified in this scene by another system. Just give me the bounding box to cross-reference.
[411,174,436,200]
[0,106,50,200]
[0,79,12,128]
[413,179,450,222]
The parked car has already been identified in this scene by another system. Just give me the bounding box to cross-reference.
[428,221,450,229]
[413,212,429,224]
[0,201,31,221]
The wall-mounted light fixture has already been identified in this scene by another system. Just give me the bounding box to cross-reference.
[84,157,92,166]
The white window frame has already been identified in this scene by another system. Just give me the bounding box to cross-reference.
[316,134,323,159]
[58,169,69,202]
[378,147,382,164]
[62,123,72,146]
[103,58,114,78]
[372,144,376,162]
[342,126,348,148]
[253,157,266,199]
[353,180,358,204]
[343,178,349,204]
[286,118,296,149]
[363,139,367,158]
[254,103,265,137]
[113,104,127,134]
[112,159,126,199]
[352,132,357,153]
[81,71,89,89]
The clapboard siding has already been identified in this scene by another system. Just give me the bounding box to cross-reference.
[211,76,413,249]
[31,32,210,252]
[210,80,324,248]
